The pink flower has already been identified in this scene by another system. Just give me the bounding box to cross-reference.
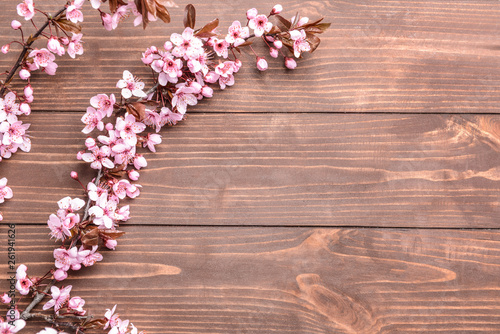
[47,214,72,241]
[29,48,55,69]
[57,196,85,215]
[81,146,115,170]
[256,57,268,71]
[47,36,63,55]
[0,178,13,204]
[90,0,102,9]
[90,93,115,117]
[113,179,140,199]
[171,86,197,114]
[37,327,68,334]
[290,29,311,58]
[246,8,258,20]
[1,293,11,304]
[101,12,115,31]
[78,245,103,267]
[104,305,120,330]
[248,14,273,37]
[143,133,162,152]
[0,121,29,146]
[170,27,203,59]
[109,319,130,334]
[11,20,21,30]
[66,1,84,23]
[67,33,84,59]
[115,114,146,147]
[17,0,35,20]
[0,319,25,333]
[81,107,104,134]
[116,71,146,99]
[211,38,229,58]
[0,92,22,123]
[68,296,86,315]
[43,285,72,314]
[15,264,32,295]
[225,21,249,47]
[53,247,79,272]
[274,40,283,49]
[133,154,147,170]
[127,169,140,181]
[285,57,297,69]
[105,239,118,250]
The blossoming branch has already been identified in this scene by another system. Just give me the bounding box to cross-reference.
[0,2,329,333]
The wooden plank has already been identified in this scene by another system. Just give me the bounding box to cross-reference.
[1,113,500,228]
[1,0,500,113]
[3,226,500,333]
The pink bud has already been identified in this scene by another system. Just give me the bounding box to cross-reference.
[201,85,213,98]
[234,59,242,72]
[1,44,10,54]
[269,47,279,58]
[164,41,173,51]
[297,17,309,27]
[1,293,11,304]
[256,57,268,71]
[127,169,140,181]
[25,95,34,103]
[273,40,283,49]
[24,84,33,97]
[247,8,258,20]
[284,57,297,69]
[85,137,96,148]
[11,20,22,30]
[20,103,30,115]
[47,36,61,53]
[70,171,79,180]
[271,4,283,15]
[19,69,30,80]
[105,239,117,250]
[54,269,67,281]
[105,122,114,131]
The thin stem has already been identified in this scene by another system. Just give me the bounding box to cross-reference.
[25,313,86,334]
[0,6,67,96]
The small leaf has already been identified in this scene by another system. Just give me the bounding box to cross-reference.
[125,102,146,121]
[82,318,108,329]
[306,33,321,53]
[100,229,126,240]
[195,18,219,37]
[81,228,100,248]
[184,4,196,29]
[274,15,291,29]
[54,19,82,34]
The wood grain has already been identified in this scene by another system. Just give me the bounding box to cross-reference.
[0,0,499,113]
[3,226,500,333]
[1,113,500,228]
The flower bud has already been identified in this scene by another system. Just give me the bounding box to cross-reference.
[247,8,258,20]
[19,69,30,80]
[1,44,10,54]
[269,47,279,58]
[256,57,268,71]
[20,103,30,115]
[24,84,33,97]
[127,169,140,181]
[105,122,114,131]
[85,137,96,149]
[25,95,34,103]
[105,239,117,250]
[164,41,173,51]
[70,171,79,180]
[201,85,213,98]
[284,57,297,69]
[1,293,11,304]
[47,36,61,53]
[273,40,283,49]
[271,4,283,15]
[54,269,67,281]
[11,20,21,30]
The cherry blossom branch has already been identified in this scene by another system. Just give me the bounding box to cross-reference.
[23,313,86,334]
[0,6,67,96]
[20,279,55,320]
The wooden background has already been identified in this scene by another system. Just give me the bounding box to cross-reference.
[1,0,500,332]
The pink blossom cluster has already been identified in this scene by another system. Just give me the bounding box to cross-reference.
[104,305,145,334]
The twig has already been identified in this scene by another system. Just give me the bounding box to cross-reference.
[20,279,55,320]
[0,6,67,96]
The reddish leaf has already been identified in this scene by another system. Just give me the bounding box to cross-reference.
[306,33,321,53]
[274,15,291,29]
[100,229,126,240]
[195,18,219,37]
[54,19,82,34]
[125,102,147,121]
[155,0,171,24]
[184,4,196,29]
[81,228,100,248]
